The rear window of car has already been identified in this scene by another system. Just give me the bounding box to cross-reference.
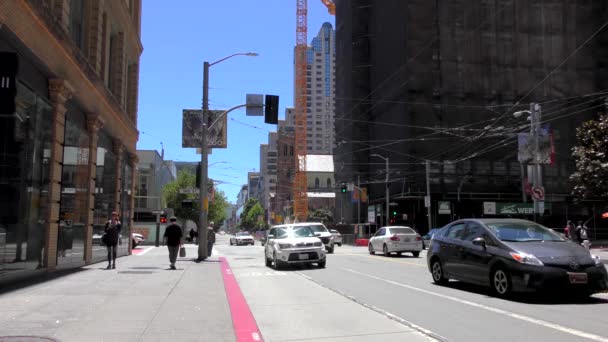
[307,224,328,233]
[389,227,416,234]
[237,232,251,236]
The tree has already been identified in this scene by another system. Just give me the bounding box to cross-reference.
[163,169,198,223]
[307,208,333,224]
[163,170,231,226]
[209,189,230,226]
[571,114,608,199]
[239,198,265,230]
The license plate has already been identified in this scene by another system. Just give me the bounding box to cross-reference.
[299,254,309,260]
[567,272,588,284]
[403,238,410,242]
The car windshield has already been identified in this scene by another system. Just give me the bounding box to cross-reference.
[487,222,565,242]
[237,232,251,236]
[389,227,416,234]
[275,227,316,239]
[306,224,328,233]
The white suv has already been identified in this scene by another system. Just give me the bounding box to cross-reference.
[265,224,327,269]
[295,222,335,253]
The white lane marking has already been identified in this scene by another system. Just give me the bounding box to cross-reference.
[237,271,287,277]
[295,271,443,341]
[342,268,608,342]
[135,246,154,256]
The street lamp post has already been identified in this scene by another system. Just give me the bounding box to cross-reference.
[371,154,389,226]
[199,52,258,261]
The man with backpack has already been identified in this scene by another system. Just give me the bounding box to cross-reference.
[163,217,183,270]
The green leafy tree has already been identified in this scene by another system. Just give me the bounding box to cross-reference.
[240,198,265,230]
[209,189,230,226]
[163,170,230,226]
[571,114,608,199]
[163,170,199,223]
[307,208,333,224]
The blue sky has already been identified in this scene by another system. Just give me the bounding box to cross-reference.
[137,1,335,203]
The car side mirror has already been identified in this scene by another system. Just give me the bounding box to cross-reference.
[472,237,486,248]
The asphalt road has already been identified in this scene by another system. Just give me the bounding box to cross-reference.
[215,235,608,342]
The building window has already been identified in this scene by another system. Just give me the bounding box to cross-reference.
[315,178,320,188]
[327,178,332,188]
[70,0,86,50]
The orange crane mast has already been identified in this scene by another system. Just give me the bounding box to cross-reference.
[293,0,308,222]
[293,0,335,222]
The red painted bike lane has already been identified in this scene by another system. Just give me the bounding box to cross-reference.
[219,257,264,342]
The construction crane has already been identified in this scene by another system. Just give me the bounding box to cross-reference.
[293,0,336,222]
[320,0,336,14]
[293,0,308,222]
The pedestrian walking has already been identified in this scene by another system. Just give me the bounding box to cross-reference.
[163,217,183,270]
[564,220,574,239]
[189,228,195,243]
[207,222,216,257]
[104,211,121,269]
[574,220,591,249]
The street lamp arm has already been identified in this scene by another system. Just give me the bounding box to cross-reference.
[209,52,258,67]
[208,103,249,130]
[370,153,388,161]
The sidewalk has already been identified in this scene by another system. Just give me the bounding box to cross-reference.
[0,245,235,342]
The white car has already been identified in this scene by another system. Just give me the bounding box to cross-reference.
[299,222,335,253]
[329,229,342,246]
[230,231,255,246]
[368,226,423,257]
[132,233,144,247]
[265,224,326,269]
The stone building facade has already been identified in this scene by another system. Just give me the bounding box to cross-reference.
[0,0,142,283]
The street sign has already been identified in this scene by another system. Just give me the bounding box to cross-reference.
[538,201,545,214]
[152,210,164,215]
[179,188,200,194]
[531,186,545,201]
[424,196,431,208]
[483,202,497,215]
[347,183,354,192]
[438,201,451,215]
[182,109,228,148]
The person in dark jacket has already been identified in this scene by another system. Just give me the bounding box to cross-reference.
[104,211,122,269]
[163,217,183,270]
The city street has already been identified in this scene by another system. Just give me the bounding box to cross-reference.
[218,235,608,342]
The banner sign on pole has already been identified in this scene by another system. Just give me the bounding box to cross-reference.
[182,109,228,148]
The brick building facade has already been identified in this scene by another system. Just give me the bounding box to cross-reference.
[0,0,142,283]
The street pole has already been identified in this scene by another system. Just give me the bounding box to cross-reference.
[426,160,432,230]
[357,175,361,224]
[385,158,389,225]
[198,61,210,261]
[531,103,542,222]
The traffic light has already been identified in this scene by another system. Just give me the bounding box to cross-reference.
[0,52,18,115]
[160,213,168,224]
[195,162,201,187]
[340,184,347,193]
[392,210,397,216]
[264,95,279,124]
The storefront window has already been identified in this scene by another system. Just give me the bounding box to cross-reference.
[57,107,90,267]
[0,82,52,278]
[92,131,117,262]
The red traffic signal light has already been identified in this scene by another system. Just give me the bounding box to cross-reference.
[160,215,167,224]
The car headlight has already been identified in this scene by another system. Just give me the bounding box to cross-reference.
[330,235,334,240]
[313,241,323,247]
[278,243,292,249]
[509,252,544,266]
[591,254,602,266]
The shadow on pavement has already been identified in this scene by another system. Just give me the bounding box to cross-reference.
[0,268,89,295]
[433,280,608,305]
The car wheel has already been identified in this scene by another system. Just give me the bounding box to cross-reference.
[412,251,420,258]
[422,242,426,250]
[327,246,334,254]
[383,244,390,257]
[273,252,282,270]
[491,267,512,297]
[230,240,233,246]
[368,244,375,255]
[318,259,326,268]
[337,243,342,247]
[431,259,448,285]
[132,240,137,248]
[265,255,272,267]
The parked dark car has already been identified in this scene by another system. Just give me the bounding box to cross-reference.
[427,218,608,297]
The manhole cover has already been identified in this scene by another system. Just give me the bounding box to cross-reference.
[0,337,58,342]
[117,271,155,274]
